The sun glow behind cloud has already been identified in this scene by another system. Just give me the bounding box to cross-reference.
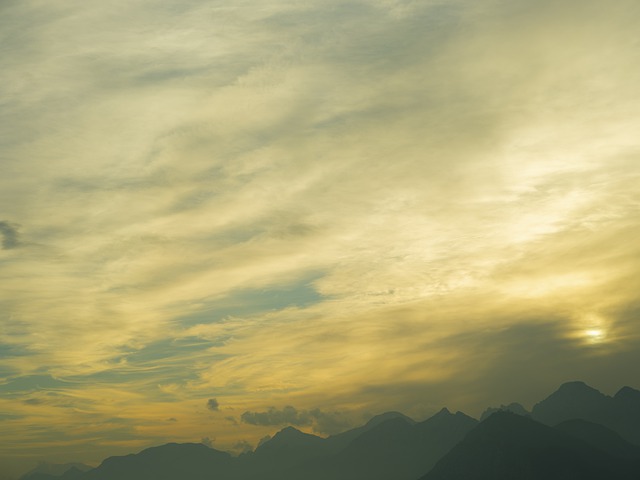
[1,0,640,474]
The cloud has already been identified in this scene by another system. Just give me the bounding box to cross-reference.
[241,406,308,427]
[0,221,19,249]
[240,406,351,434]
[206,398,219,411]
[200,437,214,448]
[231,440,253,454]
[0,0,639,468]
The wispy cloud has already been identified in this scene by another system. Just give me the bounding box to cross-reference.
[1,0,639,470]
[0,221,20,249]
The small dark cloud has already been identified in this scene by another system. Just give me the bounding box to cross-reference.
[166,417,178,422]
[206,398,219,411]
[232,440,253,454]
[225,415,238,425]
[307,408,352,434]
[0,221,20,249]
[201,437,214,448]
[240,406,352,434]
[23,398,44,405]
[0,413,24,421]
[241,405,310,427]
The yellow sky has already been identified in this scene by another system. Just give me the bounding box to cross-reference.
[1,0,640,476]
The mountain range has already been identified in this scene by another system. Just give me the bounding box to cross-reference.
[19,381,640,480]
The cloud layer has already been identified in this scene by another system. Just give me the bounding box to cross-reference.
[1,0,640,474]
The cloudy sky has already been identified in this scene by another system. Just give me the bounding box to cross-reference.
[1,0,640,476]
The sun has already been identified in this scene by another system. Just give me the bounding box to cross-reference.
[576,313,610,345]
[585,329,604,340]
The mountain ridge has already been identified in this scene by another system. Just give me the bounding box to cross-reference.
[19,381,640,480]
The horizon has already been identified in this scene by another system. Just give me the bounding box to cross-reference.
[2,0,640,479]
[11,378,640,477]
[7,378,640,476]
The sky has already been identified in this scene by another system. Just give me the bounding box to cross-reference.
[1,0,640,476]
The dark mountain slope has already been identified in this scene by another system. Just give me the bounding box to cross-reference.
[292,408,477,480]
[532,381,640,445]
[238,426,329,478]
[421,411,640,480]
[555,418,640,459]
[325,411,415,452]
[81,443,234,480]
[613,386,640,445]
[20,463,92,480]
[480,402,530,421]
[532,381,611,426]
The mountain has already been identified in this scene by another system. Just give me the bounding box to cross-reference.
[420,411,640,480]
[293,408,477,480]
[480,402,530,421]
[238,426,329,478]
[23,382,640,480]
[532,381,640,445]
[555,418,640,459]
[613,386,640,445]
[324,411,415,452]
[20,463,92,480]
[81,443,233,480]
[234,408,475,480]
[532,381,611,425]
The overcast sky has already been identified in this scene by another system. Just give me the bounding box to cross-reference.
[1,0,640,476]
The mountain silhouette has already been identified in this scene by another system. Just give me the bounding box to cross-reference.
[324,411,415,452]
[293,408,477,480]
[532,381,640,445]
[532,381,611,425]
[480,402,530,421]
[555,418,640,459]
[20,463,93,480]
[420,411,640,480]
[81,443,233,480]
[22,381,640,480]
[613,386,640,445]
[239,426,329,478]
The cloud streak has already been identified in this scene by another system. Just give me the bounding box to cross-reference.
[0,221,19,249]
[240,406,351,435]
[1,0,639,472]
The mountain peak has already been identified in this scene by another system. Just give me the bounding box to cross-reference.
[364,411,415,428]
[277,426,303,436]
[558,380,597,392]
[421,411,640,480]
[267,426,316,444]
[255,425,324,454]
[544,381,608,402]
[614,386,640,401]
[480,402,530,421]
[532,381,610,426]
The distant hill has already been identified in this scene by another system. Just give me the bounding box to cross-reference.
[532,381,640,445]
[25,381,640,480]
[81,443,233,480]
[480,402,530,421]
[281,407,477,480]
[555,418,640,459]
[20,463,92,480]
[324,411,416,452]
[35,409,475,480]
[238,426,330,478]
[420,411,640,480]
